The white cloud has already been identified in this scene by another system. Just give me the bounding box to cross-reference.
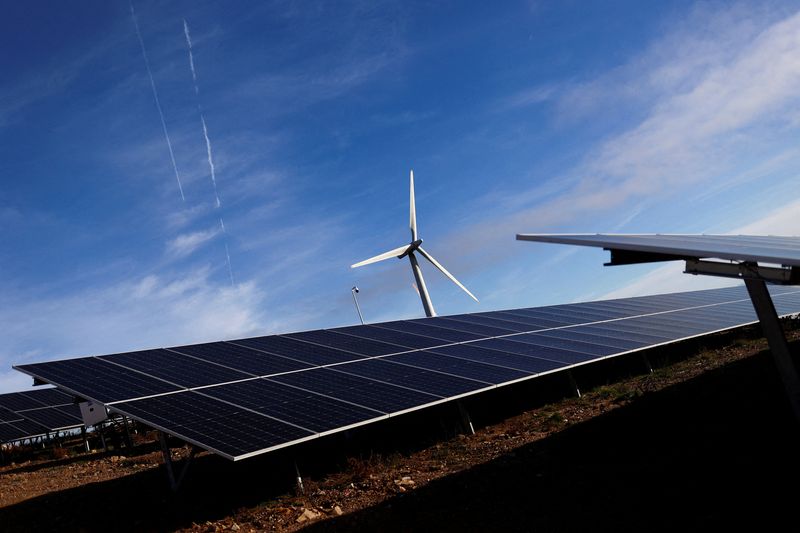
[0,268,269,376]
[166,227,219,258]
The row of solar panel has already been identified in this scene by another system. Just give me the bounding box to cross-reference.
[0,388,84,444]
[17,287,800,459]
[24,286,800,406]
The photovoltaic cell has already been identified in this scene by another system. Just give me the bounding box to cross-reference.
[171,341,313,376]
[333,359,489,397]
[284,330,404,356]
[374,321,485,343]
[16,358,182,403]
[101,349,252,388]
[331,325,449,350]
[113,392,314,459]
[202,379,383,433]
[269,368,441,413]
[236,335,370,364]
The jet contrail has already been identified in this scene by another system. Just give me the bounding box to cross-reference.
[183,19,221,209]
[183,18,233,285]
[183,19,198,89]
[130,1,185,201]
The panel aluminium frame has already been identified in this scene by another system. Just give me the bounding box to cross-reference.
[14,287,800,461]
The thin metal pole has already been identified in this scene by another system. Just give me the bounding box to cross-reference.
[351,287,365,325]
[744,278,800,421]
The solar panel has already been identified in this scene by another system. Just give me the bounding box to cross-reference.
[13,285,800,460]
[515,234,800,266]
[0,388,84,443]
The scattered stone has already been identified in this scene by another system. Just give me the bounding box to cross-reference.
[333,505,343,516]
[296,508,321,523]
[230,523,240,531]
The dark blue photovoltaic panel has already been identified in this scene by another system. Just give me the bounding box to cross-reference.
[0,407,23,423]
[444,314,533,332]
[20,405,82,430]
[533,329,647,351]
[21,388,74,406]
[114,392,314,459]
[481,311,570,329]
[0,392,51,412]
[171,342,313,376]
[472,338,598,364]
[428,344,566,374]
[234,335,367,365]
[15,358,182,403]
[575,324,674,344]
[374,321,484,343]
[508,333,620,357]
[269,368,440,413]
[386,351,531,384]
[416,317,513,337]
[331,325,448,350]
[101,349,252,388]
[335,359,489,397]
[284,330,405,356]
[0,419,48,442]
[202,379,382,433]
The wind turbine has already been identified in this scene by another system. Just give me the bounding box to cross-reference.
[351,170,478,317]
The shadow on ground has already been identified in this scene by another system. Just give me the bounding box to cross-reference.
[1,348,798,532]
[308,350,800,532]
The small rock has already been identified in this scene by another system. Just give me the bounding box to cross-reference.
[296,508,320,523]
[333,505,343,516]
[230,523,240,531]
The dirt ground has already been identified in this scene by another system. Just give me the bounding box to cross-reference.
[2,328,799,532]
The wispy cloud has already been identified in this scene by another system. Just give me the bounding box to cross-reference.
[166,227,219,258]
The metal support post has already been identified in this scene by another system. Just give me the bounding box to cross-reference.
[567,371,581,398]
[641,353,654,374]
[744,278,800,421]
[81,426,90,453]
[294,461,305,494]
[122,416,133,449]
[457,401,475,435]
[158,432,196,491]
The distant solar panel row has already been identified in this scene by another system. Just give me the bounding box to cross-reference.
[0,388,83,444]
[14,286,800,460]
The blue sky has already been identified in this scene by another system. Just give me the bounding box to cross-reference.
[3,0,800,392]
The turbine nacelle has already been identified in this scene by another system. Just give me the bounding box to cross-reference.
[397,239,423,259]
[350,170,478,317]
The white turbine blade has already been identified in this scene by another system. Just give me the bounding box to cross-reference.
[351,244,411,268]
[409,169,418,241]
[416,246,478,302]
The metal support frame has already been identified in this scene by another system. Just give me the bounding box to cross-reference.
[686,259,800,284]
[294,461,305,494]
[567,371,581,398]
[81,426,90,452]
[744,278,800,420]
[122,416,133,449]
[158,432,197,492]
[457,401,475,435]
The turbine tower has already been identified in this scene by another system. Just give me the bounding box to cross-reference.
[351,170,478,317]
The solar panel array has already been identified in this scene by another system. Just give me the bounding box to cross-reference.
[0,388,83,444]
[14,286,800,460]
